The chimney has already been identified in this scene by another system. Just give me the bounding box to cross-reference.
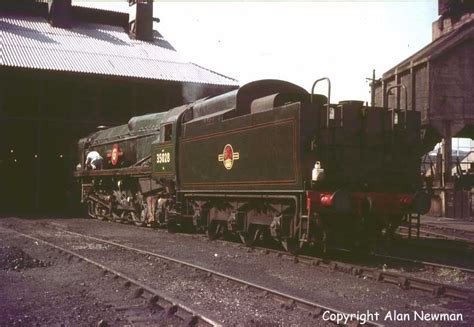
[129,0,154,41]
[48,0,72,28]
[433,0,474,40]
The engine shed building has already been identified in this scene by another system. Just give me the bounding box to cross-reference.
[0,1,238,214]
[373,0,474,218]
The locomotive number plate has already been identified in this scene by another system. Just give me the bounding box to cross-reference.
[152,144,175,175]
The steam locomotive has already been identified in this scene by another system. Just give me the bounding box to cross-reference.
[74,79,430,253]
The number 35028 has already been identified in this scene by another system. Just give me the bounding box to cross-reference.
[156,152,171,164]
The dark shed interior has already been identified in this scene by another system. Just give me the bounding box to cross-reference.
[0,1,238,215]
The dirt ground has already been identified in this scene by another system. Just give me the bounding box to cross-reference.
[0,229,182,326]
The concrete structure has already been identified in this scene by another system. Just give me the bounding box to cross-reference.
[373,0,474,218]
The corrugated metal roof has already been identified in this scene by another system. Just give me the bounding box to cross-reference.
[0,14,238,86]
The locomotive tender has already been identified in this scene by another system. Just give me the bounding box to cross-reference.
[74,79,430,252]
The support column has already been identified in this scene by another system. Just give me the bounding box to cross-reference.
[369,69,376,107]
[94,81,100,122]
[0,75,4,117]
[441,121,453,217]
[0,74,5,134]
[395,73,401,109]
[443,122,453,185]
[0,75,5,212]
[132,84,137,116]
[410,67,416,111]
[382,80,386,108]
[35,81,44,211]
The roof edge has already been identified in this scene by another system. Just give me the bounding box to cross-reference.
[382,19,474,79]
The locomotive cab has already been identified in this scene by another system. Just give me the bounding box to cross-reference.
[74,112,166,223]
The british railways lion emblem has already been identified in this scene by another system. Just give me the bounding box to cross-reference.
[218,144,240,170]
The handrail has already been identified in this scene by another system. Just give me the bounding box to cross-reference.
[311,77,331,127]
[384,84,407,129]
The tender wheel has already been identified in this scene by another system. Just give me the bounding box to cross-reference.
[313,229,328,255]
[88,200,110,220]
[167,219,178,233]
[207,221,223,240]
[347,215,375,253]
[165,208,178,233]
[155,206,166,227]
[87,200,96,219]
[385,215,403,241]
[181,221,196,234]
[238,231,253,247]
[281,237,301,255]
[131,194,148,226]
[238,224,261,247]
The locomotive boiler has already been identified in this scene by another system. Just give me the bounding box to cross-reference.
[74,78,430,253]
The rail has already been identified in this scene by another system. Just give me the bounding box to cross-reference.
[4,227,219,327]
[46,226,381,326]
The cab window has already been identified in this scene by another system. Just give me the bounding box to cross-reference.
[163,124,172,142]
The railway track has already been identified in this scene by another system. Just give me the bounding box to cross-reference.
[103,214,474,271]
[385,236,474,270]
[203,234,474,303]
[54,229,382,326]
[416,222,474,238]
[5,218,474,324]
[398,225,474,245]
[243,246,474,303]
[370,251,474,278]
[4,227,219,327]
[50,221,474,303]
[5,225,381,327]
[326,245,474,277]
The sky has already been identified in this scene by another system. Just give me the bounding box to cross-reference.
[79,1,439,103]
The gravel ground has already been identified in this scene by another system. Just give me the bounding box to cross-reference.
[1,217,473,326]
[0,228,195,326]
